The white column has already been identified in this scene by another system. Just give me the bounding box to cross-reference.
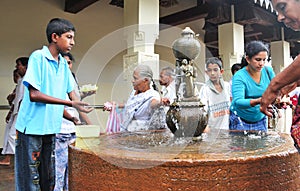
[218,23,244,81]
[123,0,160,80]
[270,41,290,74]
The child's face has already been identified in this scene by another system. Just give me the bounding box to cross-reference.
[206,63,223,82]
[54,31,75,53]
[64,55,73,70]
[15,60,27,77]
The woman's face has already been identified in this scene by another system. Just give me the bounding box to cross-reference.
[272,0,300,31]
[132,70,148,92]
[246,51,268,72]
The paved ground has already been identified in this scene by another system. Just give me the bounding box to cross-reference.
[0,153,15,191]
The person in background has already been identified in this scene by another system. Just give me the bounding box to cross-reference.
[0,67,22,166]
[230,41,275,132]
[54,52,97,191]
[6,69,20,108]
[14,18,92,191]
[104,64,161,132]
[229,63,242,101]
[199,57,231,130]
[62,52,96,101]
[289,87,300,109]
[62,52,94,125]
[260,0,300,115]
[159,66,176,109]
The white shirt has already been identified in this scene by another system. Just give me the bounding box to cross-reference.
[199,79,231,129]
[161,80,176,104]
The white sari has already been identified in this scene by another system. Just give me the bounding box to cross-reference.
[121,89,160,132]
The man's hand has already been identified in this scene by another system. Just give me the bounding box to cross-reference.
[260,87,280,117]
[161,98,170,106]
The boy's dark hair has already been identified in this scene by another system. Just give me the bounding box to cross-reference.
[46,18,75,43]
[206,57,223,69]
[231,63,241,75]
[16,57,29,67]
[61,52,75,62]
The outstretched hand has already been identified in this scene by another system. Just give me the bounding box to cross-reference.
[71,101,94,113]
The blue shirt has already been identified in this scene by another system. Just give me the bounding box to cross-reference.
[230,66,275,122]
[15,46,74,135]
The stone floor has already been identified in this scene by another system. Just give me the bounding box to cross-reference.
[0,152,15,191]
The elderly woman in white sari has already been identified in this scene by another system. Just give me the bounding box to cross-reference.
[104,65,161,132]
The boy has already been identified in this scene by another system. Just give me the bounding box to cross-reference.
[54,52,96,191]
[0,58,27,166]
[199,57,231,130]
[15,18,92,191]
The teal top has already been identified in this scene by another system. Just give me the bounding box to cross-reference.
[15,46,74,135]
[230,66,275,122]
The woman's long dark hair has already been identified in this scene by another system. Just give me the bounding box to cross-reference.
[240,41,269,68]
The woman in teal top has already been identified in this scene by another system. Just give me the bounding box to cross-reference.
[230,41,275,131]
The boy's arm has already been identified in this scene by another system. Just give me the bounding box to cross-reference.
[68,90,93,124]
[5,104,14,123]
[28,85,93,113]
[63,109,80,125]
[29,85,73,106]
[79,112,92,125]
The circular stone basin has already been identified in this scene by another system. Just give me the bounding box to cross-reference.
[69,130,300,191]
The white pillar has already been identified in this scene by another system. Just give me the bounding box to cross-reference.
[123,0,160,80]
[270,41,290,74]
[218,23,244,81]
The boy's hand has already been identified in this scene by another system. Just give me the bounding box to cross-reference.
[72,101,94,113]
[81,90,96,100]
[70,117,81,125]
[5,112,12,123]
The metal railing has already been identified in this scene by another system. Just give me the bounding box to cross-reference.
[0,105,10,110]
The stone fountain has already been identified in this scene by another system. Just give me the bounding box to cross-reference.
[68,27,300,191]
[166,27,207,137]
